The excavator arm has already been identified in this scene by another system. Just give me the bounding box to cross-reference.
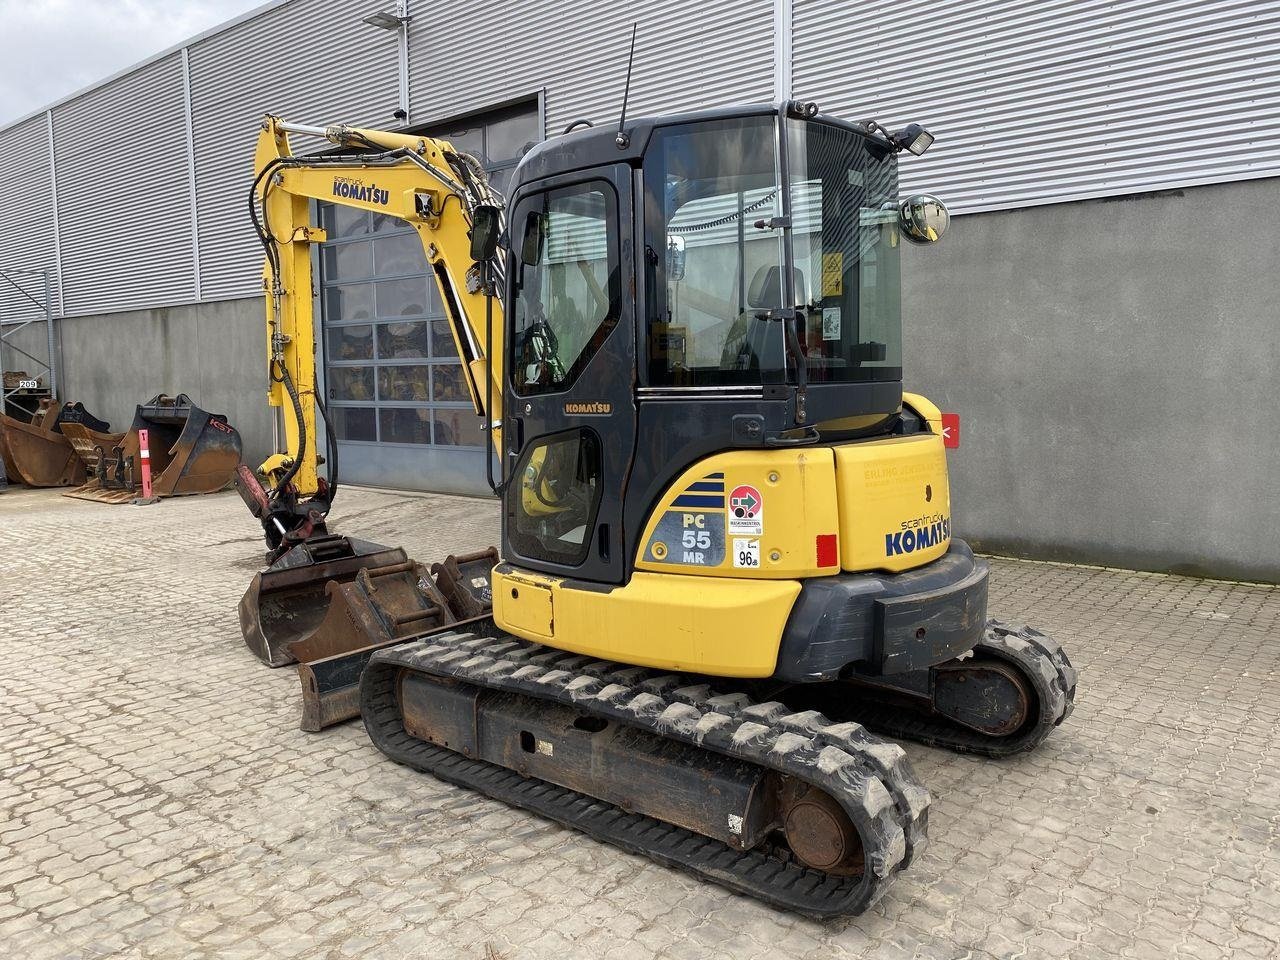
[242,115,504,552]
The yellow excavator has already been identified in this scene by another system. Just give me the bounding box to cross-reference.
[236,101,1076,916]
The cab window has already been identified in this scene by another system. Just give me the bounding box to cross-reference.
[511,181,620,394]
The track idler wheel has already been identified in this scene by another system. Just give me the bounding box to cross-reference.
[781,784,865,876]
[932,655,1034,737]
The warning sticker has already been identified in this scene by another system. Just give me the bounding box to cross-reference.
[822,307,841,341]
[732,538,760,569]
[821,252,844,297]
[728,484,763,536]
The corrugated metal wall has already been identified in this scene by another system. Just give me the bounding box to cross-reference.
[189,0,400,301]
[794,0,1280,212]
[0,116,58,322]
[52,54,192,316]
[3,0,1280,318]
[408,0,776,134]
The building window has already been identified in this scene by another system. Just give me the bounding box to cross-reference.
[319,101,540,449]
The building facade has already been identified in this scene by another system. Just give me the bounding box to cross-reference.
[1,0,1277,580]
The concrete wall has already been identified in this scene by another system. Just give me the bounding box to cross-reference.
[4,297,274,469]
[903,176,1280,583]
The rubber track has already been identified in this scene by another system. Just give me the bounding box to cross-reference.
[361,632,931,917]
[849,619,1078,758]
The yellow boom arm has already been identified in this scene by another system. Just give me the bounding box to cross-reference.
[251,115,503,497]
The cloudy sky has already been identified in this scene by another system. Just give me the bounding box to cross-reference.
[0,0,264,126]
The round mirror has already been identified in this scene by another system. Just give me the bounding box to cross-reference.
[898,194,950,244]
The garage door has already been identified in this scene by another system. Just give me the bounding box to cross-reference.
[319,101,540,495]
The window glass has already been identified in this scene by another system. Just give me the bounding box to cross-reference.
[509,430,602,565]
[322,241,373,281]
[378,365,430,402]
[438,125,484,159]
[329,367,374,401]
[787,120,903,382]
[376,277,430,318]
[325,284,374,321]
[331,407,376,442]
[487,111,540,164]
[432,365,468,402]
[511,181,619,394]
[377,321,430,359]
[431,320,459,358]
[643,116,786,386]
[323,205,369,239]
[379,407,432,444]
[374,231,427,276]
[327,324,373,361]
[432,410,484,447]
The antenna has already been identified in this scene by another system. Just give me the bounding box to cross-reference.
[615,24,638,148]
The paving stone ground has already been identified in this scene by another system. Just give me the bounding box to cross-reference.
[0,484,1277,960]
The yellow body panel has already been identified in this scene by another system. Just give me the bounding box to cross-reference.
[634,448,841,579]
[902,391,944,436]
[493,567,801,677]
[834,433,951,573]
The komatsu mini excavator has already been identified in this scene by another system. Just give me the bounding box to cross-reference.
[237,101,1076,916]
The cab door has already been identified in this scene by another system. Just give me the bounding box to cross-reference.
[502,166,636,584]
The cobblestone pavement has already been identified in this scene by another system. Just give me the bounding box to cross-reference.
[1,485,1277,960]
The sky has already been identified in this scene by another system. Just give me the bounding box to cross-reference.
[0,0,266,126]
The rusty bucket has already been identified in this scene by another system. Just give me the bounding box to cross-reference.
[0,400,111,487]
[239,535,410,667]
[60,423,138,504]
[129,394,242,496]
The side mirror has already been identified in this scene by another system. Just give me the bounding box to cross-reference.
[470,204,501,261]
[898,194,950,244]
[666,235,686,281]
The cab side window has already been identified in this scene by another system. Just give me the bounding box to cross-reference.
[511,181,619,394]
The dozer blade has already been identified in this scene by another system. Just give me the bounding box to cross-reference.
[129,394,242,496]
[0,412,86,487]
[239,534,409,667]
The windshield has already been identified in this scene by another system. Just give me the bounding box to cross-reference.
[643,115,787,386]
[787,119,902,383]
[642,115,903,388]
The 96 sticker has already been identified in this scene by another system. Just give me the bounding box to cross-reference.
[733,538,760,569]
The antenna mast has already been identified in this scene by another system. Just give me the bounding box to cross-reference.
[616,24,638,148]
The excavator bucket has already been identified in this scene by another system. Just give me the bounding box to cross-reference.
[293,549,500,731]
[129,394,242,496]
[60,423,138,503]
[0,400,110,487]
[240,535,410,667]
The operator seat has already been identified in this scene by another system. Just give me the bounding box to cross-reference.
[721,265,807,371]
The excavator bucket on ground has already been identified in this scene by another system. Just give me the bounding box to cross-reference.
[61,423,136,503]
[0,400,110,487]
[129,394,241,496]
[291,549,499,731]
[240,535,411,667]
